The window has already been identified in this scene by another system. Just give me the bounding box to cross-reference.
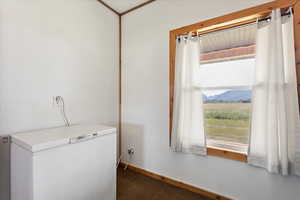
[169,0,300,162]
[198,23,256,154]
[201,59,254,153]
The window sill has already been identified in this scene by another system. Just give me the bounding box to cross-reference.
[207,147,247,162]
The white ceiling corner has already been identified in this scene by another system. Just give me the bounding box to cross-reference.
[101,0,150,13]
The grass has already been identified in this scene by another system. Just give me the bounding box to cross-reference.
[203,103,251,144]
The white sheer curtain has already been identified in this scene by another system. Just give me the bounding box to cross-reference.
[171,33,206,156]
[249,9,300,176]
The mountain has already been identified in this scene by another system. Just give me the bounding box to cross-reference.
[204,90,251,103]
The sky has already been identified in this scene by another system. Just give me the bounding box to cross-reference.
[198,58,255,96]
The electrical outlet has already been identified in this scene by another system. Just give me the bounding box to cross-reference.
[1,136,10,144]
[51,96,61,107]
[128,148,134,155]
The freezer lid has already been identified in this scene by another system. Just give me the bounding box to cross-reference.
[11,124,116,152]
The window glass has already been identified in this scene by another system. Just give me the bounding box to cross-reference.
[200,58,254,152]
[203,89,251,152]
[198,58,255,88]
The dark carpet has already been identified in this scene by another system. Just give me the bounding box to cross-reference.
[117,167,213,200]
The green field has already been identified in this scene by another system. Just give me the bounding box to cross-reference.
[203,103,251,144]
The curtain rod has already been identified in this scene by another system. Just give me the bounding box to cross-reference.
[177,9,293,39]
[258,9,292,22]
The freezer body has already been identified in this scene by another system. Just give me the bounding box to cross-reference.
[11,125,117,200]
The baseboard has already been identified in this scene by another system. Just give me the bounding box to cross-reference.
[119,162,233,200]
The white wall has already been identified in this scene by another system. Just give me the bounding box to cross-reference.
[0,0,119,134]
[121,0,300,200]
[0,0,119,199]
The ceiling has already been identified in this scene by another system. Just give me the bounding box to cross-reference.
[101,0,150,13]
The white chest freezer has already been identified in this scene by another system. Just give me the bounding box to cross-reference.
[10,124,117,200]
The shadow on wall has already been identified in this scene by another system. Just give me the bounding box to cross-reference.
[0,136,10,200]
[122,123,144,166]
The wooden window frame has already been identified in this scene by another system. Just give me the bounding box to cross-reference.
[169,0,300,162]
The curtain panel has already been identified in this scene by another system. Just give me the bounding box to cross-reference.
[171,34,207,156]
[248,9,300,176]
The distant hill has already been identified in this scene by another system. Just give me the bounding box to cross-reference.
[204,90,251,103]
